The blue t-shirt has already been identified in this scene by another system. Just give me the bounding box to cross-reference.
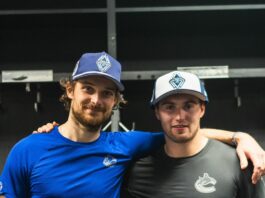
[0,127,164,198]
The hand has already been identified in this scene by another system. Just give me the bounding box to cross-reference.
[33,121,59,133]
[235,132,265,184]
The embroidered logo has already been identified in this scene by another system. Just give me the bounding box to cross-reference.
[169,73,185,89]
[96,54,111,72]
[0,181,3,192]
[194,173,217,193]
[103,155,117,167]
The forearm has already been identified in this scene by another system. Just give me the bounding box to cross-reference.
[200,128,235,144]
[201,128,255,145]
[201,128,260,149]
[201,128,261,148]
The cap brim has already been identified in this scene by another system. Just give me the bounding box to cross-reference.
[72,72,124,91]
[151,89,208,106]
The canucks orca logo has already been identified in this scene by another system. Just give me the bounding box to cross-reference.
[103,155,117,167]
[169,73,185,89]
[96,54,111,72]
[194,173,217,193]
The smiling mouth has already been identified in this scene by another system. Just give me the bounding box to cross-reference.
[83,104,104,112]
[172,125,188,129]
[173,125,187,128]
[85,108,103,114]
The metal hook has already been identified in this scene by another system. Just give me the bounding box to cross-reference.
[102,120,136,132]
[131,122,136,131]
[234,79,241,107]
[0,85,2,111]
[34,84,41,112]
[119,122,129,132]
[102,121,112,131]
[25,83,31,92]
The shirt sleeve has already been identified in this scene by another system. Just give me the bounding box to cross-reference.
[0,141,31,198]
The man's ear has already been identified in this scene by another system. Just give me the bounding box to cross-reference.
[66,82,74,99]
[114,96,119,107]
[200,103,206,118]
[155,107,161,121]
[112,91,120,110]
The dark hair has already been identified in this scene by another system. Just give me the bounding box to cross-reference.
[59,77,127,111]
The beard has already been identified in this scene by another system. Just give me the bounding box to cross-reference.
[71,102,112,132]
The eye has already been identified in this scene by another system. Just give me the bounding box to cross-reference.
[82,86,94,93]
[183,102,196,111]
[161,104,175,111]
[102,90,115,98]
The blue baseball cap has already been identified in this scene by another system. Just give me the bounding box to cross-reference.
[150,71,208,107]
[72,52,124,91]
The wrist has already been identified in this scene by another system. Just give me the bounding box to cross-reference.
[231,132,238,146]
[232,132,250,146]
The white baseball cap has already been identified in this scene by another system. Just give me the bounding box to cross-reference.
[150,71,208,107]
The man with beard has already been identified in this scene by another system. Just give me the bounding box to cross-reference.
[124,71,265,198]
[0,52,264,198]
[0,52,165,198]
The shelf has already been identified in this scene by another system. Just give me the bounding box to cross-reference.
[1,68,265,83]
[117,4,265,13]
[1,4,265,15]
[0,8,107,15]
[1,2,265,82]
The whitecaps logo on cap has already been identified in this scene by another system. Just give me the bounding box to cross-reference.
[96,54,111,72]
[169,73,185,89]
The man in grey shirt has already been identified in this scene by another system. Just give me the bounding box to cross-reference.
[125,71,265,198]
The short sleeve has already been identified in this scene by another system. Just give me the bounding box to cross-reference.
[0,141,30,198]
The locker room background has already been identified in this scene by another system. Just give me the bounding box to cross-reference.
[1,0,265,171]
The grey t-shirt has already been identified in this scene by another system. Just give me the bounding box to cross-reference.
[125,139,265,198]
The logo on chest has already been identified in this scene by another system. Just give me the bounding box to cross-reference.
[103,155,117,167]
[194,173,217,193]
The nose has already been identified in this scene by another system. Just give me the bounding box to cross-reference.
[90,92,100,105]
[174,108,185,121]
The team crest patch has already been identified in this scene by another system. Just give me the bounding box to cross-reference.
[194,173,217,194]
[103,155,117,167]
[169,73,185,89]
[96,54,111,72]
